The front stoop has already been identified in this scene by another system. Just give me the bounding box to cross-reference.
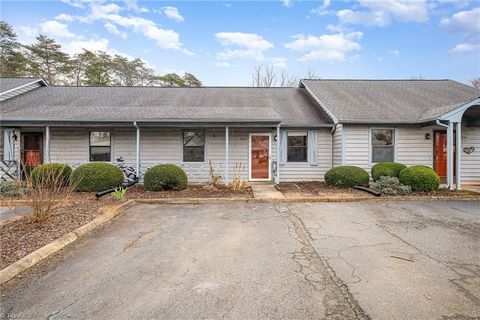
[250,183,286,200]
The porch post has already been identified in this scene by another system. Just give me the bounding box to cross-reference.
[45,125,50,163]
[456,122,462,190]
[447,121,454,190]
[275,124,280,184]
[135,122,140,179]
[225,126,229,185]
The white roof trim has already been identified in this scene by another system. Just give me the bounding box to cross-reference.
[0,78,47,97]
[439,97,480,122]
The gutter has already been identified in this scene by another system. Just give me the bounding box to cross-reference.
[0,79,47,97]
[436,120,449,128]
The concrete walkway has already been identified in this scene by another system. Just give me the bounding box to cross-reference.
[250,183,285,200]
[0,207,31,225]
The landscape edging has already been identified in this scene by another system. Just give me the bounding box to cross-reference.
[0,199,136,285]
[1,194,479,285]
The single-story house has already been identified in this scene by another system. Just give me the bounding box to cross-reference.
[1,77,479,189]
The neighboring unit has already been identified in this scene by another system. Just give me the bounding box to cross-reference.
[1,77,479,189]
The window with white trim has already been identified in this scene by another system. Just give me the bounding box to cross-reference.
[371,129,395,163]
[287,131,308,162]
[89,131,111,161]
[183,130,205,162]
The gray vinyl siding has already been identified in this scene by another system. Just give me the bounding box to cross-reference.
[42,126,332,183]
[461,126,480,185]
[0,82,42,102]
[341,124,436,172]
[280,129,331,181]
[396,126,434,167]
[344,125,370,170]
[332,124,343,167]
[50,128,88,163]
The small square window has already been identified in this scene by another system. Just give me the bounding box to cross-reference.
[183,131,205,162]
[90,131,111,162]
[287,132,308,162]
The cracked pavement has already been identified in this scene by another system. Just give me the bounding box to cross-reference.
[1,201,479,319]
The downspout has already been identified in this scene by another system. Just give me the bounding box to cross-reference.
[331,124,337,168]
[133,121,140,180]
[436,120,448,128]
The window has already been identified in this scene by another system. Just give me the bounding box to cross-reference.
[287,132,308,162]
[183,130,205,162]
[371,129,395,163]
[90,131,111,161]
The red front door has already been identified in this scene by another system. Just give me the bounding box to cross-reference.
[433,131,455,180]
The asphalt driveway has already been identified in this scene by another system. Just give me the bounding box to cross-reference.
[1,200,479,319]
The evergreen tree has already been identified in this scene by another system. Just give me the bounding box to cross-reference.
[0,20,27,76]
[25,34,70,85]
[183,72,202,87]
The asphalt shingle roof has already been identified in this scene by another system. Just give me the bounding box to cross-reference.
[302,79,480,123]
[0,77,44,94]
[0,86,332,125]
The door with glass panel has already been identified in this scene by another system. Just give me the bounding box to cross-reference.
[249,133,271,181]
[21,132,43,176]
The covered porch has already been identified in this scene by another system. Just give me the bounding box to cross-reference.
[1,121,287,185]
[436,98,480,190]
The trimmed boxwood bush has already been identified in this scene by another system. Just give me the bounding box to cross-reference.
[31,163,72,186]
[399,165,440,192]
[371,162,407,181]
[325,166,369,188]
[144,164,188,191]
[72,162,124,192]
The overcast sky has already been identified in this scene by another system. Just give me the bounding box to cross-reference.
[3,0,480,85]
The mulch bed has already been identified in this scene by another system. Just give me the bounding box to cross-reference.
[0,194,116,270]
[279,181,372,199]
[279,181,480,199]
[124,184,253,199]
[0,184,252,270]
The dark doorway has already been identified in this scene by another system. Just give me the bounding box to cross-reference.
[21,132,43,175]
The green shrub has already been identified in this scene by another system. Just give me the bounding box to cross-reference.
[371,162,407,181]
[371,176,411,195]
[399,165,440,192]
[72,162,124,192]
[325,166,369,188]
[31,163,72,186]
[144,164,188,191]
[0,181,22,197]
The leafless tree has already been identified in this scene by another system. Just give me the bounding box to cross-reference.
[251,64,320,87]
[278,71,299,87]
[470,77,480,89]
[306,68,321,79]
[252,65,276,87]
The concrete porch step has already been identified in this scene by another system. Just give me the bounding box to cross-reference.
[250,183,285,200]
